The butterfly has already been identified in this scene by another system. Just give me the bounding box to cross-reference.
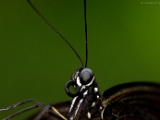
[0,0,160,120]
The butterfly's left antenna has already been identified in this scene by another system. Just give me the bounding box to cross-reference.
[27,0,84,67]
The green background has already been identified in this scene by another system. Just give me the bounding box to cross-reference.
[1,0,160,119]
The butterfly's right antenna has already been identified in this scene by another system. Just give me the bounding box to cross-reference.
[27,0,84,67]
[84,0,88,68]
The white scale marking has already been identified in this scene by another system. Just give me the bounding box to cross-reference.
[68,97,77,112]
[91,102,96,107]
[100,106,105,119]
[94,87,98,93]
[76,77,82,87]
[74,99,83,118]
[86,76,95,86]
[87,112,91,119]
[97,95,100,98]
[83,90,88,97]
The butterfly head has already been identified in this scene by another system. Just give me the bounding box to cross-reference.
[65,68,95,97]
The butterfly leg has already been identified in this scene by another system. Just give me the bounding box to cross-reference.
[32,105,68,120]
[0,99,67,120]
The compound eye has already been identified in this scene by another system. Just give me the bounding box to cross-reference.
[79,68,93,85]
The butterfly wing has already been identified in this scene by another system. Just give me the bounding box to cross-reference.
[102,82,160,120]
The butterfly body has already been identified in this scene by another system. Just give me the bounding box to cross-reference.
[28,82,160,120]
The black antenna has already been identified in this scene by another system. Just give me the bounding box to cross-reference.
[84,0,88,68]
[27,0,84,67]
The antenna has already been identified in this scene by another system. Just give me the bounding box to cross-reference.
[84,0,88,68]
[27,0,85,67]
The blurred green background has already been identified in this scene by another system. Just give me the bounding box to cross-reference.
[1,0,160,119]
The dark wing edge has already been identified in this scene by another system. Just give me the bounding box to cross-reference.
[102,82,160,120]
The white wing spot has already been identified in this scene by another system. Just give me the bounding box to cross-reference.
[91,102,96,107]
[87,112,91,119]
